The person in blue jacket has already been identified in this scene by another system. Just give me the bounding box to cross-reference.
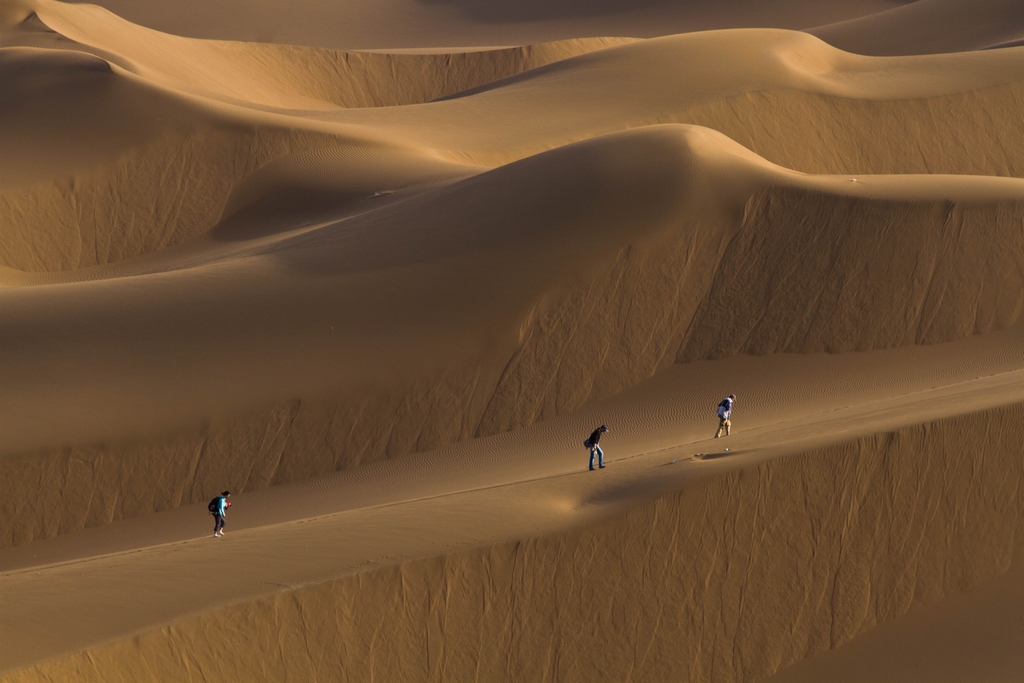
[210,491,231,537]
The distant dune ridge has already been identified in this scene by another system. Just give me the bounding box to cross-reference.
[2,0,1024,679]
[811,0,1024,55]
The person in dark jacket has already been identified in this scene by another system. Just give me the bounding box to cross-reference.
[585,425,609,471]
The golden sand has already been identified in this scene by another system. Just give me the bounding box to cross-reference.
[2,0,1024,679]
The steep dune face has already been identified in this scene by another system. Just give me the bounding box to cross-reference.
[9,403,1023,682]
[0,125,331,272]
[680,189,1024,360]
[0,127,719,543]
[3,127,1023,546]
[682,82,1024,176]
[478,177,1024,436]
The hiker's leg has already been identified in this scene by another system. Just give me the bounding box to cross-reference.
[589,447,596,470]
[714,419,724,438]
[724,419,731,436]
[596,445,604,467]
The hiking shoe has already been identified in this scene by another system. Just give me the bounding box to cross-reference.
[599,465,606,469]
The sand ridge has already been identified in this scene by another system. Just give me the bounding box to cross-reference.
[2,0,1024,679]
[45,0,907,50]
[3,127,1023,535]
[3,331,1024,672]
[811,0,1024,55]
[6,7,1024,274]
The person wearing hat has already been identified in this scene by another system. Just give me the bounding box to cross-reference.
[714,395,735,438]
[585,425,609,470]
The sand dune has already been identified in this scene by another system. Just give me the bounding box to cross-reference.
[5,390,1024,678]
[2,0,1023,679]
[5,10,1024,275]
[767,563,1024,682]
[54,0,903,50]
[4,126,1024,545]
[811,0,1024,55]
[8,2,637,109]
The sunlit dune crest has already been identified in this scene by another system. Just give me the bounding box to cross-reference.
[2,0,1024,680]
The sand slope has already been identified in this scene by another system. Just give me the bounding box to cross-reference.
[811,0,1024,55]
[2,0,1024,679]
[5,391,1024,678]
[6,6,1024,275]
[767,564,1024,682]
[3,126,1024,547]
[54,0,904,50]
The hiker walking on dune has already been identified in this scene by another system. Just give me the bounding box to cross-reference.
[714,395,735,438]
[585,425,609,471]
[209,491,231,537]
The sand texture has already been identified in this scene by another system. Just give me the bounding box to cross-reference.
[2,0,1024,679]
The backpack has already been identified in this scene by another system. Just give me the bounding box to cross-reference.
[208,497,221,514]
[716,400,731,419]
[583,439,593,449]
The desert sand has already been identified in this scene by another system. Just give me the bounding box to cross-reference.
[2,0,1024,680]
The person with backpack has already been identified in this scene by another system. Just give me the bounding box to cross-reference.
[714,395,735,438]
[584,425,609,471]
[208,491,231,537]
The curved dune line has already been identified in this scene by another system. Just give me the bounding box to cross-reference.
[8,0,636,109]
[2,125,1024,544]
[3,396,1023,679]
[4,26,1024,274]
[810,0,1024,56]
[3,1,1024,677]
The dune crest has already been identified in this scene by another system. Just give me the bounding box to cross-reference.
[5,400,1024,679]
[2,0,1024,678]
[3,125,1024,547]
[23,0,906,50]
[811,0,1024,55]
[5,19,1024,272]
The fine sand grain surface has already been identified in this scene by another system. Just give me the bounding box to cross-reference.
[2,0,1024,680]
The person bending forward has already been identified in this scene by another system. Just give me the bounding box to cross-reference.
[714,395,735,438]
[585,425,609,470]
